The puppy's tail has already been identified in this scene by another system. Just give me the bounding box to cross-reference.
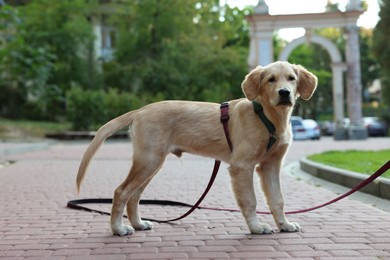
[76,111,136,193]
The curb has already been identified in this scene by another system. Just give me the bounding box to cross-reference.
[45,130,128,140]
[300,158,390,200]
[0,141,53,157]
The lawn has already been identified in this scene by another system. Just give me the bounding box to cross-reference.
[307,149,390,178]
[0,118,71,139]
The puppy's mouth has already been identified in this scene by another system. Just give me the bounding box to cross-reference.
[277,98,293,106]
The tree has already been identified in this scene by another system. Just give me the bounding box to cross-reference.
[0,5,54,119]
[1,0,254,128]
[360,28,380,101]
[372,0,390,106]
[0,0,100,120]
[103,0,250,103]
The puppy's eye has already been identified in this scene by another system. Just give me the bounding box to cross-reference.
[288,76,296,81]
[268,77,276,83]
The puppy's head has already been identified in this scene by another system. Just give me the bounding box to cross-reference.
[241,61,318,107]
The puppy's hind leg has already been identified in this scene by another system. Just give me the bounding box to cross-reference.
[111,153,165,236]
[126,179,154,231]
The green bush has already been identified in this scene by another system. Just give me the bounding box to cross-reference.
[66,86,106,130]
[66,87,166,131]
[103,88,134,122]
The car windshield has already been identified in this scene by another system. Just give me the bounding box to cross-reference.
[291,120,302,126]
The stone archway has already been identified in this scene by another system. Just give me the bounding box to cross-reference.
[246,0,367,139]
[279,34,347,139]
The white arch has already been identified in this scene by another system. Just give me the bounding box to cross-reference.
[279,34,342,63]
[247,1,365,139]
[279,34,347,139]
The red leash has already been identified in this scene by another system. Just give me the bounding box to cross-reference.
[196,160,390,215]
[68,160,390,220]
[284,160,390,214]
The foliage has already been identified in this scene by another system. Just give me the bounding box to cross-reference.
[0,0,384,130]
[373,0,390,106]
[22,0,100,89]
[307,149,390,177]
[0,0,253,129]
[0,0,100,120]
[360,28,380,96]
[103,0,250,102]
[65,86,165,130]
[0,6,55,118]
[66,86,106,130]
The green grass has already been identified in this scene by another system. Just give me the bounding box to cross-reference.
[0,118,71,139]
[308,149,390,178]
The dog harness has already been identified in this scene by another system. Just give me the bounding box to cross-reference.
[252,101,277,151]
[220,101,277,151]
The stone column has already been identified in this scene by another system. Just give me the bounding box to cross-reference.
[332,62,348,140]
[345,25,367,139]
[247,0,274,69]
[248,29,274,69]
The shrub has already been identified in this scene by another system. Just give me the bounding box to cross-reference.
[103,88,134,122]
[66,86,105,131]
[66,87,165,130]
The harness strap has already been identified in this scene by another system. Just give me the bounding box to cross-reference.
[220,102,233,152]
[252,101,277,151]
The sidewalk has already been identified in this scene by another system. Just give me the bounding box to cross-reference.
[1,137,390,259]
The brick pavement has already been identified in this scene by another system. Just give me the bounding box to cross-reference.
[1,137,390,259]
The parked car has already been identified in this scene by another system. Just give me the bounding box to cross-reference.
[320,120,334,136]
[291,116,307,140]
[302,119,321,140]
[320,118,350,136]
[363,117,388,137]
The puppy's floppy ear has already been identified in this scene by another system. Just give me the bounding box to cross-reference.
[294,65,318,100]
[241,66,263,101]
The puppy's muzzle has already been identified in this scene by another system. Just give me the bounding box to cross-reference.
[278,89,293,106]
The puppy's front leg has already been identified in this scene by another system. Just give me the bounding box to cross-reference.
[229,165,273,234]
[257,164,300,232]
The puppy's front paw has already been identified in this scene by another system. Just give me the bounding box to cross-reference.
[280,222,301,232]
[112,225,135,236]
[133,220,154,231]
[250,223,274,234]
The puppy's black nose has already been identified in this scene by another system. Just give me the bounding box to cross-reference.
[278,89,290,98]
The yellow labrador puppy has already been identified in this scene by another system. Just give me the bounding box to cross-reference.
[76,61,317,236]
